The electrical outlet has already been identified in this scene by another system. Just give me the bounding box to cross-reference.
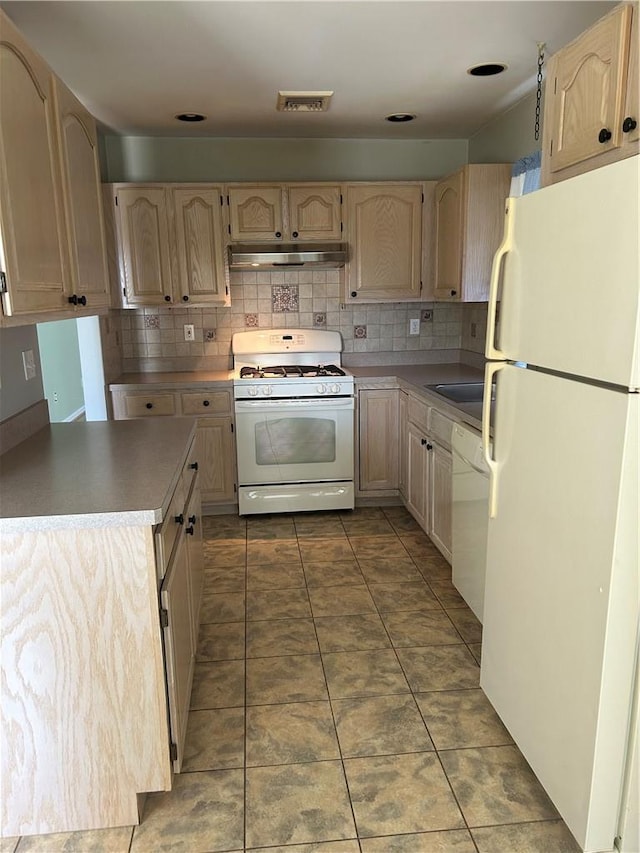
[53,392,59,403]
[21,349,36,380]
[409,318,420,335]
[183,324,195,342]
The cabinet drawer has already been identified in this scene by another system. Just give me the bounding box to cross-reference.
[408,395,429,433]
[429,409,454,451]
[181,390,231,416]
[155,479,186,579]
[124,393,177,418]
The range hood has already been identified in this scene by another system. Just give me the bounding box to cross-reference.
[228,242,347,270]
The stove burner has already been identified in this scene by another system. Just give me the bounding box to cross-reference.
[239,364,346,379]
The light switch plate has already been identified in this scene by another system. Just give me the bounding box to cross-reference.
[22,349,36,380]
[409,318,420,335]
[183,324,195,341]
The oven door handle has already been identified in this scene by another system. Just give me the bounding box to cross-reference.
[235,397,355,411]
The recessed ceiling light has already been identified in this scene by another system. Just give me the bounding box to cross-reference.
[467,63,507,77]
[175,113,207,122]
[385,113,416,123]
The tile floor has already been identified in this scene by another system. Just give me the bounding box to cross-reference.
[3,507,582,853]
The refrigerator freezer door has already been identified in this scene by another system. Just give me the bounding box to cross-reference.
[487,157,639,389]
[481,364,638,852]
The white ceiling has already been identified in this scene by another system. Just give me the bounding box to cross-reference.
[2,0,616,139]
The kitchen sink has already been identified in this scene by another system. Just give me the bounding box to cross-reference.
[425,382,492,404]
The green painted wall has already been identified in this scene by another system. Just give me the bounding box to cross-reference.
[36,319,84,422]
[468,90,541,164]
[102,135,469,182]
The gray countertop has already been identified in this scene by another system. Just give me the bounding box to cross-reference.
[0,419,196,533]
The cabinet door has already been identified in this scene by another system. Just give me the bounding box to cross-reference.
[623,5,639,146]
[398,391,408,499]
[185,485,204,652]
[358,389,399,491]
[0,11,69,316]
[173,187,228,306]
[197,417,237,505]
[287,185,342,240]
[160,529,195,772]
[53,77,110,309]
[346,184,422,301]
[548,4,632,173]
[429,441,452,562]
[228,186,284,241]
[405,421,429,531]
[433,170,463,300]
[115,186,173,305]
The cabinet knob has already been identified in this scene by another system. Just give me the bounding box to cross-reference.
[421,438,427,446]
[202,399,210,407]
[426,442,433,451]
[450,290,457,297]
[189,461,199,471]
[622,117,637,133]
[164,295,171,302]
[77,295,87,306]
[185,525,195,536]
[292,231,299,238]
[145,402,153,409]
[68,294,78,305]
[351,291,357,298]
[275,231,282,238]
[188,514,196,524]
[175,513,184,525]
[182,295,189,302]
[598,128,612,143]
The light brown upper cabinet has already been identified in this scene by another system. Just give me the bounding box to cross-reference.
[0,11,70,317]
[226,183,342,242]
[345,183,423,302]
[110,184,229,307]
[53,77,110,310]
[433,164,511,303]
[542,3,639,186]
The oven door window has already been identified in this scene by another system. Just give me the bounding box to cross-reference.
[255,417,336,465]
[235,401,354,485]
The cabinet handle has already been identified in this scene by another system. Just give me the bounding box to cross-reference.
[622,117,637,133]
[426,442,433,450]
[292,230,299,238]
[189,462,199,471]
[275,231,282,238]
[185,525,195,536]
[67,294,78,305]
[351,291,357,298]
[175,513,184,525]
[145,402,153,409]
[450,290,457,297]
[164,295,171,302]
[188,514,196,524]
[182,295,189,302]
[598,128,612,143]
[77,295,87,306]
[421,438,427,446]
[202,400,210,407]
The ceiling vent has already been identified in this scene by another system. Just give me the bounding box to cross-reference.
[276,91,334,112]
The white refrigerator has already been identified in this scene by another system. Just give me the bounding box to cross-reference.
[481,155,639,853]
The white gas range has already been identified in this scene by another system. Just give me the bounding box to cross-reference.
[232,329,355,515]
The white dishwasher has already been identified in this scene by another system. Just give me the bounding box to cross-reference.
[452,422,489,624]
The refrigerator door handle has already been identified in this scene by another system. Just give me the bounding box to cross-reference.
[482,361,505,517]
[486,199,514,361]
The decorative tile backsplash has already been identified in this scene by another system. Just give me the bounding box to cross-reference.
[116,268,485,372]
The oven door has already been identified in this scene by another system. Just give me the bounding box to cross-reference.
[234,396,354,485]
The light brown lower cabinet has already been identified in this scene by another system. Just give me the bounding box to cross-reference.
[111,386,237,509]
[357,388,399,494]
[403,394,453,562]
[0,440,202,837]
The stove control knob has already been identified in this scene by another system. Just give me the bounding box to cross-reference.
[330,383,341,394]
[248,386,258,397]
[262,385,273,396]
[317,383,327,394]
